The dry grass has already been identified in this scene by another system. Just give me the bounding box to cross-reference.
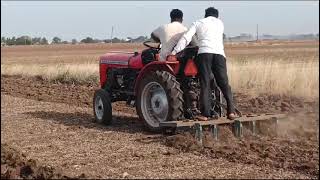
[1,59,318,99]
[228,60,319,99]
[1,63,99,84]
[1,40,319,98]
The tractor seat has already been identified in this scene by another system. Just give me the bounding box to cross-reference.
[177,46,199,60]
[141,48,159,65]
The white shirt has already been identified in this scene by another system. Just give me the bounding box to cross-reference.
[172,16,225,57]
[152,21,188,61]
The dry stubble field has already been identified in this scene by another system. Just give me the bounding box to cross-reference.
[1,40,319,179]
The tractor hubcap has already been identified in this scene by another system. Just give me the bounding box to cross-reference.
[95,96,104,120]
[141,82,168,128]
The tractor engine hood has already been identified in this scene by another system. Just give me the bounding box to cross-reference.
[100,51,143,69]
[100,52,135,66]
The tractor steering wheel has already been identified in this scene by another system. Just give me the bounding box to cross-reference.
[143,41,160,50]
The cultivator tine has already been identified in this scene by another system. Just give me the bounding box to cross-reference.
[210,124,218,140]
[272,117,278,136]
[250,121,257,135]
[233,114,284,138]
[194,123,203,145]
[233,120,243,138]
[161,113,286,141]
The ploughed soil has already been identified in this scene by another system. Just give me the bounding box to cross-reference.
[165,125,319,177]
[1,74,317,115]
[1,75,137,115]
[1,75,319,178]
[1,143,86,179]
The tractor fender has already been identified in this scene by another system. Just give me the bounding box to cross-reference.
[134,61,175,96]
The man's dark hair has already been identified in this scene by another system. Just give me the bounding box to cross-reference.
[170,9,183,22]
[205,7,219,18]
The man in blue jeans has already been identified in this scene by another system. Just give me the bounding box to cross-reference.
[171,7,236,120]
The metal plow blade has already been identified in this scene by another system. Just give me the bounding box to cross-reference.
[160,113,287,145]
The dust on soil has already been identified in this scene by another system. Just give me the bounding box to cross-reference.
[1,75,319,178]
[164,95,319,177]
[165,124,319,177]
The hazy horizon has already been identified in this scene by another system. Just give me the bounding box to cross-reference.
[1,1,319,41]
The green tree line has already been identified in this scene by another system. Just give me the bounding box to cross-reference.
[1,35,152,46]
[1,36,49,45]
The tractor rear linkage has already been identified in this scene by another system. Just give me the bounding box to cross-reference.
[160,113,286,145]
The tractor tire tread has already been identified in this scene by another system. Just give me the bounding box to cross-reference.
[136,70,184,133]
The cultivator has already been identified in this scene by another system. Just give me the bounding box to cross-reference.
[160,113,287,145]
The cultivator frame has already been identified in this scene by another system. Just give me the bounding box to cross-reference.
[160,113,287,145]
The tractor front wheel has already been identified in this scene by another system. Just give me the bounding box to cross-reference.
[93,89,112,125]
[136,71,184,132]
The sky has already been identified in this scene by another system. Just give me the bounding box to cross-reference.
[1,1,319,41]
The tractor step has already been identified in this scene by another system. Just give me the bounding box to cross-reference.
[160,113,287,145]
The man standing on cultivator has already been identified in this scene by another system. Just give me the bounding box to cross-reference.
[172,7,236,120]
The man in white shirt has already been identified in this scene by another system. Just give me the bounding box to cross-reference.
[151,9,188,61]
[172,7,236,120]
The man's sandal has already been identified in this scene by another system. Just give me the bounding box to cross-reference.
[227,113,237,120]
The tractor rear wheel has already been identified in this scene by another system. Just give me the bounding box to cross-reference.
[93,89,112,125]
[136,71,184,132]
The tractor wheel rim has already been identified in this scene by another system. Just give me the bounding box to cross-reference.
[95,96,104,120]
[141,81,168,128]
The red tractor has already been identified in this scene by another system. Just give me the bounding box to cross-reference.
[93,41,285,136]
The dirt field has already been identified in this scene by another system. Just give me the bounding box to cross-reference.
[0,94,315,179]
[1,41,319,179]
[1,75,319,178]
